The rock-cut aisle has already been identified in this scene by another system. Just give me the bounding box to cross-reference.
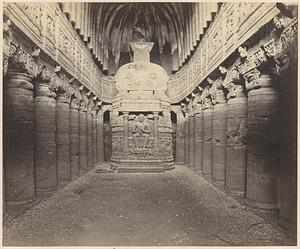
[3,164,293,246]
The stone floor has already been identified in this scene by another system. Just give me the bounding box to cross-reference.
[3,163,295,246]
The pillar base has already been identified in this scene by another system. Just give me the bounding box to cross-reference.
[244,198,279,211]
[111,159,174,173]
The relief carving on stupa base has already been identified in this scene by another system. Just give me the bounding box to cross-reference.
[111,36,174,172]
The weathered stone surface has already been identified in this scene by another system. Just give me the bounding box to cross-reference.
[184,116,189,165]
[194,112,203,173]
[56,94,71,183]
[278,69,297,239]
[212,103,227,184]
[245,75,279,210]
[34,81,57,194]
[4,72,35,204]
[70,98,80,179]
[96,111,104,162]
[202,109,213,178]
[87,111,93,168]
[79,103,88,172]
[92,110,97,165]
[175,118,185,164]
[225,96,247,195]
[189,115,195,168]
[104,121,112,162]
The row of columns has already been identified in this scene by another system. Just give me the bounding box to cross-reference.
[4,61,105,205]
[174,17,296,212]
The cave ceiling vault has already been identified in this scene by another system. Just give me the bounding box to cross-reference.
[62,2,218,73]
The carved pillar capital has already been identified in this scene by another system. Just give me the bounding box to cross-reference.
[238,46,276,91]
[70,97,80,110]
[6,43,41,77]
[201,87,213,110]
[209,78,226,105]
[87,99,95,114]
[192,93,203,114]
[79,100,88,112]
[222,66,245,99]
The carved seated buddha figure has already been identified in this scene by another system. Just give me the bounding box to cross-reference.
[132,114,150,149]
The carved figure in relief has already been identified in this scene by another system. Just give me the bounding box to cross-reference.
[132,114,150,149]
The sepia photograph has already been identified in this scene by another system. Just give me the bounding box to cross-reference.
[2,1,298,247]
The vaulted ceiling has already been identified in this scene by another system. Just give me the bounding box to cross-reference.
[61,2,218,74]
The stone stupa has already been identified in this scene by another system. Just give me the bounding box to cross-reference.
[110,29,174,172]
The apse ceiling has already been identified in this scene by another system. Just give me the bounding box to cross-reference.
[62,2,215,74]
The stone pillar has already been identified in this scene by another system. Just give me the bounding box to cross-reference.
[210,78,227,185]
[193,94,203,173]
[70,97,80,179]
[87,108,94,168]
[222,67,247,195]
[79,101,88,172]
[56,91,71,184]
[188,111,195,168]
[92,108,97,166]
[96,109,104,162]
[184,112,189,165]
[4,69,35,204]
[274,21,297,237]
[34,70,58,195]
[243,65,279,210]
[175,110,185,164]
[202,87,213,178]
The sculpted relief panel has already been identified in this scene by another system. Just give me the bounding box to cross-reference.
[128,114,154,159]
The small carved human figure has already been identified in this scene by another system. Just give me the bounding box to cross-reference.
[132,114,150,149]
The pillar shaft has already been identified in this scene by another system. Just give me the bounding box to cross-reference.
[4,71,35,204]
[188,115,195,167]
[92,109,97,165]
[34,80,57,194]
[202,108,213,178]
[194,111,203,172]
[87,111,93,168]
[245,74,279,210]
[225,94,247,195]
[70,98,80,179]
[175,117,185,164]
[96,110,104,162]
[79,103,88,172]
[184,115,189,165]
[56,93,71,183]
[212,103,227,184]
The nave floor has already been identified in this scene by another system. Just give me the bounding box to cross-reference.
[3,164,294,246]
